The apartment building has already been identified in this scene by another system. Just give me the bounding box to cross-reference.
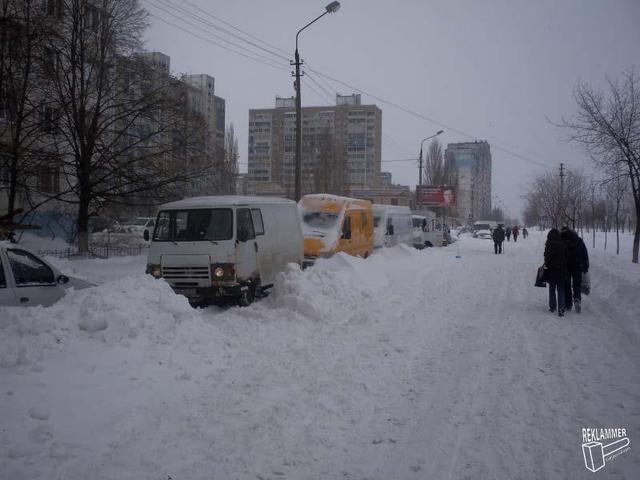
[248,94,382,197]
[444,141,492,224]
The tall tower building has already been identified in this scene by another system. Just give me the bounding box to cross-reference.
[445,141,492,224]
[248,94,382,197]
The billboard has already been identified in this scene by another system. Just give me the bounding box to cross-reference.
[418,185,456,207]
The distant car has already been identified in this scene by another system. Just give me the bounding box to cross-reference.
[120,217,155,237]
[474,229,493,240]
[0,242,93,307]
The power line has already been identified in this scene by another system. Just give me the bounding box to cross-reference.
[305,72,335,103]
[147,13,290,73]
[181,0,290,57]
[144,0,289,66]
[305,67,549,168]
[152,0,290,62]
[149,3,549,169]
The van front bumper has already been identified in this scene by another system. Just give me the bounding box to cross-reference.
[172,283,244,301]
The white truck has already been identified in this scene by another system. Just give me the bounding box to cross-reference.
[146,196,303,306]
[372,204,413,249]
[412,214,445,248]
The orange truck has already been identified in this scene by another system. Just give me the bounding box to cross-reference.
[298,194,374,267]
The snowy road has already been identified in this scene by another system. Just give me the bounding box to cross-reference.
[1,232,639,479]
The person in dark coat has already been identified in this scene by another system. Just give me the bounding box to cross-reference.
[505,227,511,242]
[560,227,589,313]
[544,228,567,316]
[522,227,528,239]
[492,225,505,254]
[512,225,519,242]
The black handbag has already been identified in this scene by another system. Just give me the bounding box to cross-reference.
[535,265,547,288]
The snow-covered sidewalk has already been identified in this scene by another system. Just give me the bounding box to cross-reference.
[1,232,638,479]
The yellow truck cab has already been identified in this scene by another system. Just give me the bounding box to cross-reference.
[299,194,374,267]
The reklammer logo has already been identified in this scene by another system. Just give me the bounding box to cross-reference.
[582,427,630,472]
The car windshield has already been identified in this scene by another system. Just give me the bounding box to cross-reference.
[412,218,424,228]
[303,212,338,229]
[131,218,149,226]
[475,224,491,231]
[153,209,233,242]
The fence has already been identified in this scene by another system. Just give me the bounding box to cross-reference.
[38,244,149,260]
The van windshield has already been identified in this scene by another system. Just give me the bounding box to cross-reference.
[303,212,338,229]
[153,209,233,242]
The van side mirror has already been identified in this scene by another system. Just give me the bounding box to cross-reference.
[237,229,248,243]
[143,229,150,241]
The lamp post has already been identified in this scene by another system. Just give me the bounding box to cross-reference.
[293,1,341,202]
[416,130,444,207]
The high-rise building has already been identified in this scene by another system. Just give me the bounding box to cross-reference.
[444,141,492,224]
[248,94,382,197]
[182,73,225,157]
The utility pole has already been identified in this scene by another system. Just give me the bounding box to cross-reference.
[292,52,303,202]
[291,2,341,203]
[559,163,565,228]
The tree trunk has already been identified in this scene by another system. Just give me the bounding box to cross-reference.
[77,197,90,253]
[633,209,640,264]
[615,207,620,255]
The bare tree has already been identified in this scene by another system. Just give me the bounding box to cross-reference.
[423,139,453,186]
[560,69,640,262]
[0,0,53,221]
[42,0,208,251]
[602,165,629,255]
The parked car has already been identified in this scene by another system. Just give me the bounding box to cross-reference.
[412,215,445,248]
[299,194,374,267]
[121,217,155,237]
[146,196,303,306]
[372,204,413,249]
[472,221,497,238]
[0,242,93,307]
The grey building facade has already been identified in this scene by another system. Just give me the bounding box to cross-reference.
[445,141,492,224]
[248,94,382,198]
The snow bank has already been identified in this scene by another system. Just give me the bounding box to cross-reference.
[0,276,195,369]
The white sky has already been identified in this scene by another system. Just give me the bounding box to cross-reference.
[144,0,640,219]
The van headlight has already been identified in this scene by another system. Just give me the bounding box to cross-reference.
[210,263,234,282]
[146,264,162,278]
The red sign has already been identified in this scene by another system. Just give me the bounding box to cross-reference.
[418,185,456,207]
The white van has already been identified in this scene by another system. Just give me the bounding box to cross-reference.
[146,196,303,305]
[372,204,413,249]
[412,214,445,248]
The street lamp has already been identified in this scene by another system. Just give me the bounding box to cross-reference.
[418,130,444,187]
[293,1,341,202]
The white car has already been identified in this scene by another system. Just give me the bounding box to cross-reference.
[474,229,493,240]
[0,242,92,307]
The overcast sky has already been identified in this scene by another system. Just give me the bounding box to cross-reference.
[144,0,640,219]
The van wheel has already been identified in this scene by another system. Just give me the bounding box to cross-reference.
[238,282,256,307]
[424,241,433,248]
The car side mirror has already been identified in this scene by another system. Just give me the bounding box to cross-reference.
[143,230,150,241]
[57,274,69,284]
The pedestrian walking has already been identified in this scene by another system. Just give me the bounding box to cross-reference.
[492,225,505,254]
[522,227,528,239]
[505,227,511,242]
[512,225,519,242]
[544,228,567,316]
[560,226,589,313]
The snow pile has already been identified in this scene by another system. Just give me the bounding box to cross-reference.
[0,276,195,368]
[1,235,638,479]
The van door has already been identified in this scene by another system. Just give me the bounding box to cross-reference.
[339,212,353,254]
[235,208,258,282]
